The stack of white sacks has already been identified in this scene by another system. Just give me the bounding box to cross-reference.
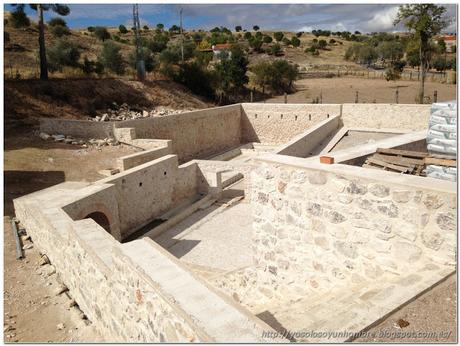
[426,100,457,182]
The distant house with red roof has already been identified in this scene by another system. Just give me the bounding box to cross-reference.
[212,44,232,59]
[439,34,456,52]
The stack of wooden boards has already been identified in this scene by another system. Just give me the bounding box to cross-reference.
[363,148,456,177]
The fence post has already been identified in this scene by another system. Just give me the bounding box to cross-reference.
[355,91,359,103]
[409,71,412,80]
[284,92,287,104]
[250,90,253,103]
[434,90,438,103]
[395,87,399,104]
[320,90,323,104]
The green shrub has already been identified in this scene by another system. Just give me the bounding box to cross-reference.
[47,40,80,72]
[11,8,30,28]
[48,17,67,27]
[291,36,300,47]
[98,41,125,74]
[50,24,70,37]
[263,35,272,44]
[94,26,111,41]
[128,47,157,72]
[274,32,284,42]
[118,24,128,34]
[173,62,216,99]
[251,60,298,93]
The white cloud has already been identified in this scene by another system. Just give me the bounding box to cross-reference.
[363,6,399,32]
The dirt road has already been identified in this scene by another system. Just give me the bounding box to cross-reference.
[266,77,456,104]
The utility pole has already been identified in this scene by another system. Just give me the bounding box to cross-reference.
[180,8,184,63]
[133,4,145,81]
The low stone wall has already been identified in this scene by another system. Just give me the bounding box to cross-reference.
[14,186,275,342]
[117,146,172,170]
[40,118,114,138]
[249,154,456,298]
[115,104,242,162]
[241,103,341,144]
[341,104,431,131]
[275,116,341,157]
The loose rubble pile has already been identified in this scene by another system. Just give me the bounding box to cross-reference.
[91,102,192,122]
[38,132,119,148]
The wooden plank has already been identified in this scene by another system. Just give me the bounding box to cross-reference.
[373,153,424,167]
[377,148,428,158]
[363,163,383,170]
[367,157,411,173]
[424,157,457,167]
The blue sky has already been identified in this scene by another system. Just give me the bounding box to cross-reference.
[4,3,457,33]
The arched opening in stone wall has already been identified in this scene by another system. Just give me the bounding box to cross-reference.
[84,211,111,233]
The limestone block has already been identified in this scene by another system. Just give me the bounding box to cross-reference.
[308,172,327,185]
[392,221,417,242]
[306,202,323,217]
[314,236,330,250]
[376,201,399,218]
[392,190,412,203]
[338,193,353,204]
[368,238,391,253]
[323,210,346,224]
[423,193,444,209]
[421,230,444,251]
[436,212,456,231]
[369,183,390,198]
[346,181,368,195]
[392,241,422,263]
[334,241,358,259]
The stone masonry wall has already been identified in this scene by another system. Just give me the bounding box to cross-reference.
[248,161,456,299]
[116,104,242,163]
[14,187,276,342]
[341,104,431,130]
[241,103,341,144]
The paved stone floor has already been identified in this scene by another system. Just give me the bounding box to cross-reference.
[154,198,253,272]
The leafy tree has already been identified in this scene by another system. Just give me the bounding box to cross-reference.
[99,41,125,74]
[157,23,164,31]
[50,24,70,37]
[318,39,327,49]
[147,33,170,53]
[437,38,447,54]
[270,43,282,55]
[235,25,242,32]
[354,30,361,35]
[251,60,298,93]
[296,32,303,37]
[94,26,111,41]
[291,36,301,47]
[377,40,404,65]
[169,24,180,33]
[263,35,273,44]
[10,7,30,28]
[173,62,216,99]
[274,31,284,42]
[329,38,336,44]
[128,47,156,72]
[253,25,260,31]
[282,37,291,46]
[244,32,252,40]
[394,4,449,103]
[48,17,67,27]
[47,39,80,72]
[143,25,149,31]
[11,4,70,80]
[214,45,249,98]
[87,26,95,33]
[249,37,263,52]
[118,24,128,34]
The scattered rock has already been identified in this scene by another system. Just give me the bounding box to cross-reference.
[395,318,410,329]
[39,254,50,266]
[57,323,65,330]
[39,132,51,140]
[22,244,33,250]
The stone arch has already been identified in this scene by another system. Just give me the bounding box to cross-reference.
[84,211,111,233]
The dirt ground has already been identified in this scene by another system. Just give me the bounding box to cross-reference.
[3,129,457,342]
[266,77,456,104]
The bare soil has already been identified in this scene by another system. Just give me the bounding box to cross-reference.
[266,77,457,104]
